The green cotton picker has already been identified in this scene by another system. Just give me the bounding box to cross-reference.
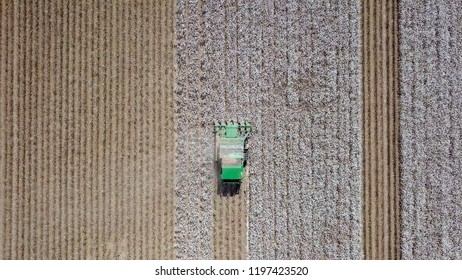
[213,121,252,196]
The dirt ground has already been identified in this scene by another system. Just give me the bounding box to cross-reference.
[362,0,400,259]
[0,0,175,259]
[212,179,248,260]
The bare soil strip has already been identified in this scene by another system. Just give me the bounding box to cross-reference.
[0,0,175,259]
[362,0,400,260]
[213,177,248,260]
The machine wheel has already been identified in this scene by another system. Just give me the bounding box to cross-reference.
[222,182,240,196]
[243,137,249,167]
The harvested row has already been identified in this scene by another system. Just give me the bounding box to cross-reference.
[213,181,248,260]
[0,0,175,259]
[362,0,400,260]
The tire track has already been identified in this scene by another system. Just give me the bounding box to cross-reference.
[0,0,10,260]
